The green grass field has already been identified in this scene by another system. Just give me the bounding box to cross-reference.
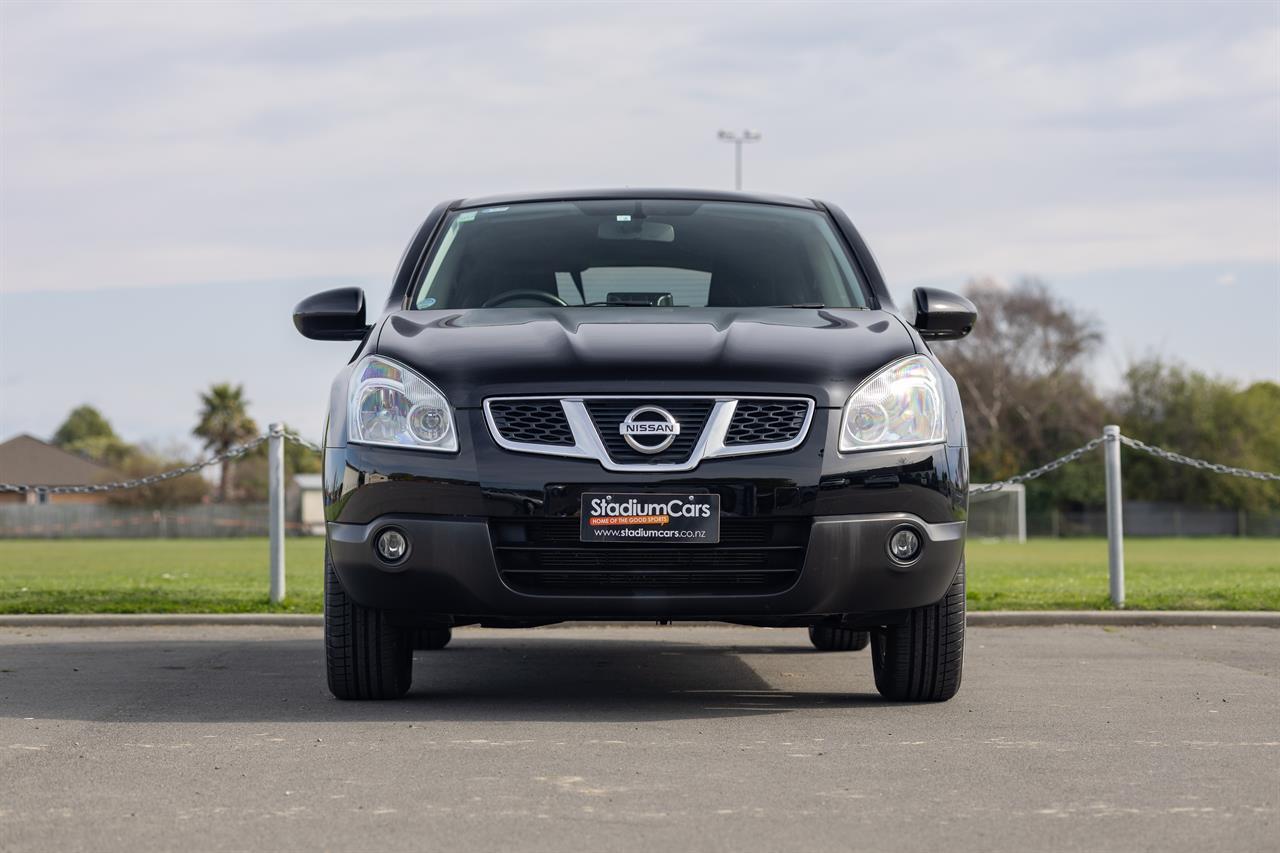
[0,537,1276,613]
[965,538,1278,610]
[0,539,327,614]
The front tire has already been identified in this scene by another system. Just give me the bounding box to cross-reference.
[808,625,870,651]
[870,560,965,702]
[324,548,413,700]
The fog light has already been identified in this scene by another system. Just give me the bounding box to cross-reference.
[376,529,408,562]
[888,527,922,563]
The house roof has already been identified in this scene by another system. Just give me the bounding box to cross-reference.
[0,434,115,487]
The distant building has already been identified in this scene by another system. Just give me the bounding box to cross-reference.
[294,472,325,535]
[0,434,117,505]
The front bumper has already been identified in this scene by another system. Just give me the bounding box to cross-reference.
[328,512,963,622]
[323,411,968,624]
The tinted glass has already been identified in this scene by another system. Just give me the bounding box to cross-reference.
[413,200,868,309]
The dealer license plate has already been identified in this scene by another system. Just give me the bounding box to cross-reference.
[580,492,720,544]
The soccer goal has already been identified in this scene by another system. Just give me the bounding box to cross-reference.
[968,484,1026,542]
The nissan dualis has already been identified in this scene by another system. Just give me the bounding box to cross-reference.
[294,189,978,702]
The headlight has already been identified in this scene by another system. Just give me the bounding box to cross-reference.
[348,356,457,452]
[839,355,945,452]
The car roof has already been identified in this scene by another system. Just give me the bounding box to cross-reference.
[453,188,820,210]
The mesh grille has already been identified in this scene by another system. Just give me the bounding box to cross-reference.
[497,551,802,595]
[488,401,574,446]
[584,400,714,464]
[724,401,810,446]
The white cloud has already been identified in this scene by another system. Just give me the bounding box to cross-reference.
[0,1,1277,294]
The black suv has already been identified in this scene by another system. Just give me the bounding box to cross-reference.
[295,189,976,702]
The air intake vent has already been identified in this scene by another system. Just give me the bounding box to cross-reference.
[492,518,811,596]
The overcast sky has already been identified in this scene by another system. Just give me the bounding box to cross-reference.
[1,1,1277,447]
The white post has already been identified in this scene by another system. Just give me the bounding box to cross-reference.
[1103,425,1125,608]
[1015,484,1027,544]
[268,423,286,605]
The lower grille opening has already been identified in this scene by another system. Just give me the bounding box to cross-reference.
[492,518,809,596]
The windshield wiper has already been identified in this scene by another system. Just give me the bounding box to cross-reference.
[767,303,825,308]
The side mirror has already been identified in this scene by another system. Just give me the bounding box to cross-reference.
[293,287,369,341]
[910,287,976,340]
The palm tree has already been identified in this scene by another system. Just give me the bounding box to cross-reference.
[194,383,259,502]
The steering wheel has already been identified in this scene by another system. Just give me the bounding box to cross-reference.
[481,289,569,308]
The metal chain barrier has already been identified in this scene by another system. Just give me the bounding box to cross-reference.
[4,427,1276,496]
[969,435,1110,494]
[1118,435,1280,482]
[10,422,1268,611]
[280,429,323,454]
[0,432,323,496]
[971,431,1280,493]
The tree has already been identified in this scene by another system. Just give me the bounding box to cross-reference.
[104,449,211,509]
[52,405,133,465]
[933,278,1107,509]
[1110,359,1280,510]
[193,383,259,502]
[53,405,114,447]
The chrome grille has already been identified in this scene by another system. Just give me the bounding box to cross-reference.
[483,396,815,472]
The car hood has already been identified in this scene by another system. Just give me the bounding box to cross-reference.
[374,307,917,408]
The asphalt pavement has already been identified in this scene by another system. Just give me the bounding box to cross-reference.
[0,624,1275,852]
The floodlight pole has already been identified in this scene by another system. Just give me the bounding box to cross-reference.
[717,129,762,190]
[268,423,286,605]
[1103,425,1125,608]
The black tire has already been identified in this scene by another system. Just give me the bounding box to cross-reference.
[870,560,965,702]
[808,625,870,651]
[413,627,452,650]
[324,548,413,700]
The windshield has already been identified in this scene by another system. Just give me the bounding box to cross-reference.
[411,200,869,309]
